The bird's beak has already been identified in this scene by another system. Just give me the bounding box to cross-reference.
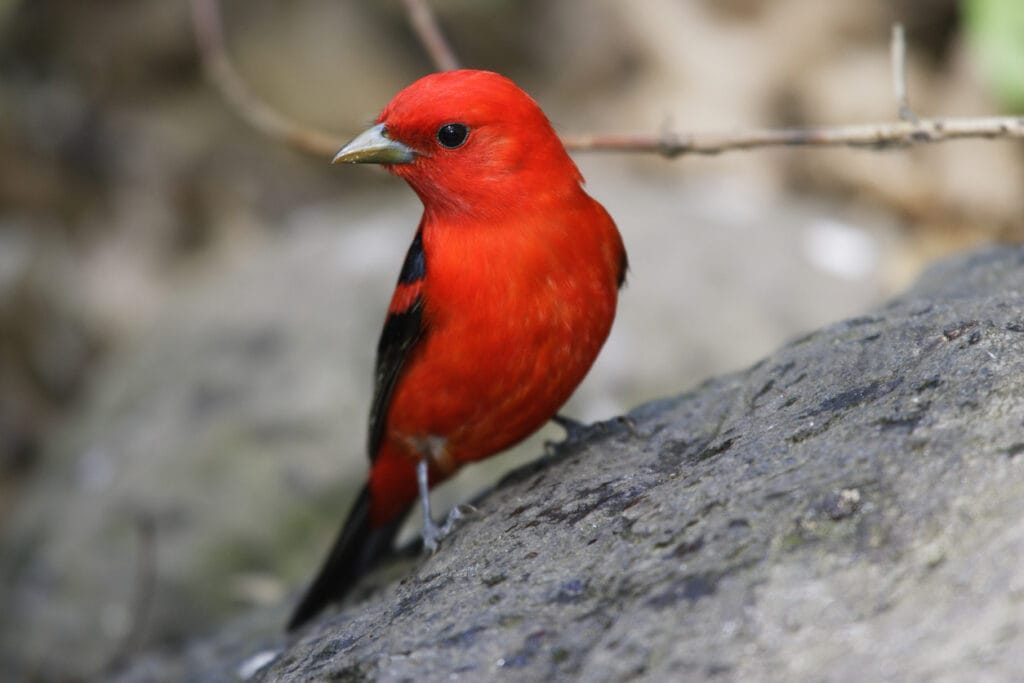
[332,123,415,165]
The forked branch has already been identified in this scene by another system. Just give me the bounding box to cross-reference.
[189,0,1024,159]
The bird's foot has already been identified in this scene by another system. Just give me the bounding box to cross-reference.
[421,504,479,555]
[421,515,443,555]
[613,415,641,439]
[440,503,479,536]
[552,413,589,440]
[545,414,642,455]
[545,414,589,455]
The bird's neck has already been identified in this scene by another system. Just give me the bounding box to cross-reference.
[416,179,590,227]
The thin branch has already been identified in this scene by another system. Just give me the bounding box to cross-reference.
[400,0,460,71]
[560,117,1024,157]
[891,23,918,123]
[189,0,1024,161]
[189,0,342,157]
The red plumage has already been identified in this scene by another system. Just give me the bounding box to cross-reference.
[288,70,626,629]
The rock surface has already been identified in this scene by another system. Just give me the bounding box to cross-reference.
[110,246,1024,681]
[0,163,893,682]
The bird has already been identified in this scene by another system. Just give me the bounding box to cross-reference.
[287,69,627,630]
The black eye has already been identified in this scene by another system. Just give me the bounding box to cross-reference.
[436,123,469,149]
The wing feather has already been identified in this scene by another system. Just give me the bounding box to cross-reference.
[367,230,427,460]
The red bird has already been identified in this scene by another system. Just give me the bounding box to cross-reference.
[288,70,626,630]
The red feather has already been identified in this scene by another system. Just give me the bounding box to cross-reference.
[288,70,626,629]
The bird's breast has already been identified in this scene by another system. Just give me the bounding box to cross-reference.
[383,205,622,467]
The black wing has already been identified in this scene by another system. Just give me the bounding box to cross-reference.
[286,484,404,630]
[367,230,427,460]
[287,231,428,630]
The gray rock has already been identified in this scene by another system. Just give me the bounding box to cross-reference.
[111,245,1024,681]
[0,169,891,682]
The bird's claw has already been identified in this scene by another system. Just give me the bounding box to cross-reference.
[614,415,641,439]
[545,414,642,456]
[552,413,589,441]
[421,516,442,555]
[441,503,479,534]
[544,414,590,455]
[421,504,480,555]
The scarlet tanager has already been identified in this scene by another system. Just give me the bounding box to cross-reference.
[288,69,627,630]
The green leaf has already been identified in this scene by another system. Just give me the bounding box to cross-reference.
[964,0,1024,111]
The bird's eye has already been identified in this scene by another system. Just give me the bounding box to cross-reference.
[436,123,469,149]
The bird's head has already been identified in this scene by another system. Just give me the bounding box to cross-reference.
[333,70,583,218]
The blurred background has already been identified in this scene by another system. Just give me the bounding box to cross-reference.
[1,0,1021,679]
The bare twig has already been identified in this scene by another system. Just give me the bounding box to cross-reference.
[189,0,1024,160]
[189,0,342,157]
[891,23,918,122]
[400,0,460,71]
[560,117,1024,156]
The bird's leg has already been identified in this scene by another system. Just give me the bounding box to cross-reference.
[416,456,479,554]
[544,413,590,455]
[547,414,640,456]
[552,413,589,441]
[439,502,479,537]
[416,458,443,554]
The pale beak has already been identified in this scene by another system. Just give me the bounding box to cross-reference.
[332,123,415,165]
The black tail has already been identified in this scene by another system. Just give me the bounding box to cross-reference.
[287,485,406,631]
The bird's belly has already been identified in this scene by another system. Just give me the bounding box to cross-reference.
[384,281,614,470]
